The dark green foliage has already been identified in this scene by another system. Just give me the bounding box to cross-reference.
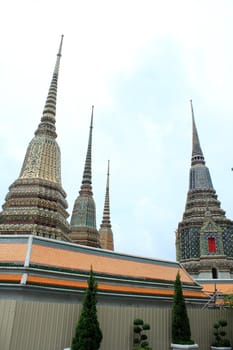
[134,319,144,325]
[71,267,102,350]
[141,341,149,348]
[224,294,233,307]
[172,272,194,345]
[212,319,231,347]
[142,324,150,331]
[133,318,152,350]
[134,326,142,333]
[218,320,227,327]
[141,335,147,341]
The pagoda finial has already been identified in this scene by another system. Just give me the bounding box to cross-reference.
[190,100,205,166]
[35,35,64,138]
[100,160,111,228]
[188,101,214,191]
[99,160,114,250]
[79,106,94,195]
[57,34,64,57]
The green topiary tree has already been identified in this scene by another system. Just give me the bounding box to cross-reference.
[172,271,194,345]
[212,319,231,347]
[133,318,152,350]
[71,267,102,350]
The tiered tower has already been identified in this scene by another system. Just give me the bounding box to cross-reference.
[176,101,233,279]
[69,106,100,247]
[99,161,114,250]
[0,36,70,241]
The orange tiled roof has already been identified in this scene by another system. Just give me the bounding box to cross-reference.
[201,282,233,295]
[30,243,193,284]
[0,274,22,283]
[0,243,26,263]
[26,275,205,298]
[0,235,208,302]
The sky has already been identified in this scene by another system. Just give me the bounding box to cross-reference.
[0,0,233,261]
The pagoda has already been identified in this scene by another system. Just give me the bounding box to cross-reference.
[69,106,100,247]
[0,36,70,241]
[176,101,233,279]
[99,161,114,250]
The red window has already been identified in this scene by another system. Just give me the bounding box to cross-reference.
[208,237,216,253]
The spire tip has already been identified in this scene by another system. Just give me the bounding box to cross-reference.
[57,35,64,57]
[107,160,110,176]
[90,105,94,128]
[190,99,194,118]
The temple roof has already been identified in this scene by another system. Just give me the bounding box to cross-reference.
[0,235,208,303]
[200,280,233,295]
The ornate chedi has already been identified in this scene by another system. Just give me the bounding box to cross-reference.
[69,106,100,247]
[176,101,233,279]
[0,35,70,241]
[99,161,114,250]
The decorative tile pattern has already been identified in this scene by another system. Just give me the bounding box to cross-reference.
[70,107,100,248]
[177,105,233,277]
[0,36,70,241]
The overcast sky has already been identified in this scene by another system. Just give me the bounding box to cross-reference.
[0,1,233,261]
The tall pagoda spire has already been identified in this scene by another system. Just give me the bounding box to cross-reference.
[80,105,93,195]
[190,99,205,166]
[69,107,100,248]
[99,161,114,250]
[34,34,63,139]
[20,34,64,182]
[189,100,214,191]
[176,101,233,279]
[0,36,70,240]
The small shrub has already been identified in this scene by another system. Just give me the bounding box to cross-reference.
[133,318,152,350]
[212,319,231,347]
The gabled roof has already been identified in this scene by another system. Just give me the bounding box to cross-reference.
[0,235,208,303]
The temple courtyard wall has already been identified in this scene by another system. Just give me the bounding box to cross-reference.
[0,297,233,350]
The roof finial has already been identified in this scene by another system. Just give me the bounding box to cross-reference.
[190,100,205,166]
